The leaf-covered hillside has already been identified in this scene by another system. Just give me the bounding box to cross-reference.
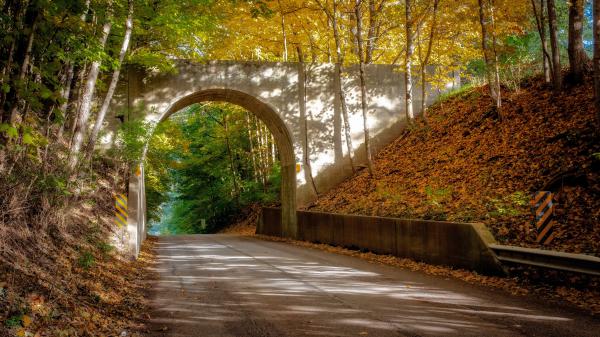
[309,76,600,256]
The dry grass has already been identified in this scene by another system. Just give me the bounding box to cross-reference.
[0,151,157,337]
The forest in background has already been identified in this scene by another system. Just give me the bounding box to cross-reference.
[146,103,281,235]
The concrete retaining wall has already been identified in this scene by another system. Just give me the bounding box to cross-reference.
[257,207,503,275]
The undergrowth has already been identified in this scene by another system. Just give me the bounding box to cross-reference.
[0,142,155,337]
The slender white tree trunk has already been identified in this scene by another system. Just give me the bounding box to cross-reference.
[85,0,133,156]
[58,0,90,140]
[547,0,562,90]
[68,3,113,170]
[245,112,258,182]
[531,0,552,83]
[354,0,374,175]
[331,0,356,173]
[277,0,288,61]
[478,0,502,115]
[420,0,439,118]
[405,0,414,120]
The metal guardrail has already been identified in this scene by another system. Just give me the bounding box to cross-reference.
[489,244,600,276]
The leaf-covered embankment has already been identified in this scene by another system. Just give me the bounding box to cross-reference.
[309,76,600,256]
[0,155,156,337]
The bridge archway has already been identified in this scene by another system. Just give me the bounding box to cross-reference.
[154,88,297,238]
[119,60,451,257]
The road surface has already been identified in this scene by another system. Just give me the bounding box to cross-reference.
[145,234,599,337]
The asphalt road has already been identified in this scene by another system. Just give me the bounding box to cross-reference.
[145,234,599,337]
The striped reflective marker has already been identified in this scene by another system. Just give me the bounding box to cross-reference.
[530,191,555,245]
[115,194,128,228]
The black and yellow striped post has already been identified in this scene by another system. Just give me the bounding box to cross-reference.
[115,194,128,228]
[530,191,555,245]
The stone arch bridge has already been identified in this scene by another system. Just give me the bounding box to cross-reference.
[109,60,456,257]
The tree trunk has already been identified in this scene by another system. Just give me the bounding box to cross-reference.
[594,0,600,128]
[57,0,90,140]
[0,0,24,123]
[68,65,87,146]
[547,0,562,90]
[0,39,16,122]
[297,45,319,196]
[245,112,258,182]
[85,0,134,157]
[255,116,267,189]
[405,0,414,120]
[223,113,240,206]
[531,0,552,83]
[478,0,502,114]
[8,9,38,125]
[262,123,270,171]
[266,123,273,169]
[568,0,588,83]
[331,0,356,173]
[68,3,113,170]
[489,0,502,114]
[366,0,377,64]
[354,0,374,175]
[277,0,288,61]
[420,0,439,119]
[56,64,75,140]
[270,133,276,166]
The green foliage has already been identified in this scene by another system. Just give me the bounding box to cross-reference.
[127,0,220,69]
[112,119,153,163]
[4,314,23,328]
[499,33,539,91]
[422,186,453,221]
[0,124,18,139]
[486,191,529,218]
[96,242,115,257]
[39,174,71,196]
[425,185,452,207]
[462,0,578,92]
[375,183,403,203]
[146,103,280,234]
[77,251,95,270]
[433,83,476,104]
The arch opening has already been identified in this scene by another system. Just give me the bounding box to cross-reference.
[150,88,297,238]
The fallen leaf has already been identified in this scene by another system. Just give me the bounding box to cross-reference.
[22,315,32,327]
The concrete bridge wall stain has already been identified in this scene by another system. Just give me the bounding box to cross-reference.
[109,60,455,256]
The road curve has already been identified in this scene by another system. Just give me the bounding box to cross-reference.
[145,234,599,337]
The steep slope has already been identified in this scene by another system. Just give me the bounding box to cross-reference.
[309,76,600,256]
[0,155,155,336]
